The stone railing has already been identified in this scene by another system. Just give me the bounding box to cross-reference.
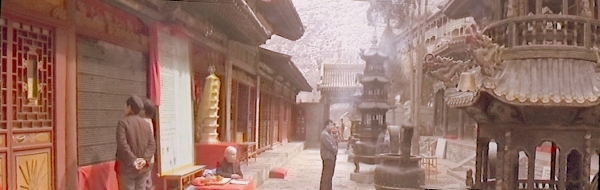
[431,35,468,55]
[484,15,600,61]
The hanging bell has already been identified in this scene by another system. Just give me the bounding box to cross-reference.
[457,72,477,92]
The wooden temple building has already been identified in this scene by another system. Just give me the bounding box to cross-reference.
[0,0,310,189]
[424,0,600,189]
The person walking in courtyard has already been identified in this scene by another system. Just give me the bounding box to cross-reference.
[320,119,338,190]
[116,95,156,190]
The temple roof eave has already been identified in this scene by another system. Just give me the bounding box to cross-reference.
[360,52,388,62]
[256,0,305,41]
[259,48,311,92]
[446,90,600,109]
[174,0,269,46]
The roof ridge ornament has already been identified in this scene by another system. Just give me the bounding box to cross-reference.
[423,29,505,89]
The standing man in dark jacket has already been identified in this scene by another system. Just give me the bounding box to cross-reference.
[320,119,337,190]
[116,95,156,190]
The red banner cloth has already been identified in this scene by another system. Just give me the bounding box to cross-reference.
[148,23,161,106]
[194,180,255,190]
[195,142,241,169]
[77,161,119,190]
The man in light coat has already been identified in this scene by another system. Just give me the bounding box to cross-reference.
[320,119,337,190]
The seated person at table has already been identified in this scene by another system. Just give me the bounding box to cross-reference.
[216,146,243,179]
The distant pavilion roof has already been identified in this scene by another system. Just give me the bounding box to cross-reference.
[318,64,364,92]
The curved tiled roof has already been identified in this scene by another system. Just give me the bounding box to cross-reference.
[487,58,600,106]
[318,64,364,91]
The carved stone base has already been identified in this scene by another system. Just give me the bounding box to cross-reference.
[350,170,375,184]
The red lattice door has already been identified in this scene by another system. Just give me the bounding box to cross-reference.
[0,18,56,190]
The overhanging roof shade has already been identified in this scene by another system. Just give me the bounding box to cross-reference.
[256,0,305,40]
[259,48,312,92]
[169,0,270,46]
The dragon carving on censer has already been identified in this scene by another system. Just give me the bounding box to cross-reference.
[423,24,505,89]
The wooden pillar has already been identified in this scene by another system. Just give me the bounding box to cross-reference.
[597,0,600,19]
[255,75,261,150]
[482,138,490,186]
[562,0,569,15]
[584,133,592,190]
[503,131,514,189]
[558,151,567,189]
[64,0,78,188]
[458,109,464,139]
[475,137,484,188]
[550,143,557,181]
[527,147,536,190]
[224,52,233,142]
[324,98,331,122]
[442,104,448,137]
[496,141,505,187]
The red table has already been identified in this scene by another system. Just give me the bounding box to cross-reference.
[195,142,241,169]
[194,180,255,190]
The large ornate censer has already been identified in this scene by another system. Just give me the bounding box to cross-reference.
[353,37,393,172]
[374,125,425,189]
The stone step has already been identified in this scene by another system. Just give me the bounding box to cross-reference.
[241,142,305,188]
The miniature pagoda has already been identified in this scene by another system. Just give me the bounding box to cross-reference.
[353,37,392,172]
[423,0,600,189]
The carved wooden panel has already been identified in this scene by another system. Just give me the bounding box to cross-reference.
[14,149,52,190]
[11,132,52,147]
[10,20,55,129]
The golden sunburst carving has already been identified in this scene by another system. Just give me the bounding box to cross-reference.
[18,155,48,190]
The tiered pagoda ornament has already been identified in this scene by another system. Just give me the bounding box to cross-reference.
[353,37,392,172]
[424,0,600,189]
[196,66,221,144]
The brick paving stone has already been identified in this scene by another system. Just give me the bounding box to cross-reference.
[258,148,466,190]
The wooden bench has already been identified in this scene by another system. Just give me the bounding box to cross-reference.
[239,142,257,165]
[162,165,206,190]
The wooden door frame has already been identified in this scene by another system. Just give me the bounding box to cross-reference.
[0,14,68,190]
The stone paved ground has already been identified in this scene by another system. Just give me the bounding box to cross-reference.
[258,147,466,190]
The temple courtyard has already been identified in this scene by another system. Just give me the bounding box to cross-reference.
[257,143,465,190]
